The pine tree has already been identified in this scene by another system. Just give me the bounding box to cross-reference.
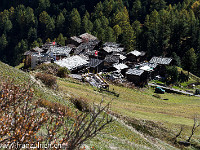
[0,34,8,51]
[70,8,81,36]
[3,19,12,34]
[82,12,93,33]
[56,33,66,46]
[100,16,109,29]
[132,20,142,49]
[14,39,28,65]
[121,21,136,51]
[105,27,115,42]
[103,0,113,17]
[37,0,51,14]
[31,40,40,49]
[93,1,103,18]
[172,52,181,67]
[131,0,142,20]
[97,28,105,42]
[93,19,101,32]
[28,27,37,42]
[182,48,197,73]
[113,24,122,41]
[150,0,166,12]
[56,12,65,33]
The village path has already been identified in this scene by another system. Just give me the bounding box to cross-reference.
[148,83,200,97]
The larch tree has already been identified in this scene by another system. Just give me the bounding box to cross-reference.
[70,8,81,36]
[56,12,65,34]
[0,34,8,51]
[56,33,66,46]
[113,24,122,41]
[182,48,197,74]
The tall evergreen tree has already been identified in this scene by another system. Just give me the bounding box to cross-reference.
[182,48,197,73]
[14,39,28,66]
[69,8,81,36]
[0,34,8,51]
[131,0,142,20]
[113,24,122,41]
[56,12,65,33]
[56,33,66,46]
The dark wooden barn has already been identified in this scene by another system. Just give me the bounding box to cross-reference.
[88,58,104,73]
[126,68,149,86]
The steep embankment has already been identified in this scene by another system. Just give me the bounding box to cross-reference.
[0,61,182,149]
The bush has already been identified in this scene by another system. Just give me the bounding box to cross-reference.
[0,79,113,150]
[165,66,179,85]
[35,72,57,88]
[35,63,70,78]
[36,99,73,117]
[57,67,70,78]
[35,63,60,75]
[70,97,90,112]
[0,80,48,147]
[153,94,161,99]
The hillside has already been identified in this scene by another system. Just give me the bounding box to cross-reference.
[58,74,200,148]
[1,61,200,149]
[0,61,183,149]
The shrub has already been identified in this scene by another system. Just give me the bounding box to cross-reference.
[0,80,48,148]
[153,94,161,99]
[0,79,113,150]
[35,72,57,88]
[57,67,70,78]
[35,63,60,75]
[165,66,179,85]
[36,99,73,117]
[70,97,90,112]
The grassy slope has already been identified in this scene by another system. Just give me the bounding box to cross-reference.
[58,78,200,126]
[0,61,194,149]
[58,77,200,148]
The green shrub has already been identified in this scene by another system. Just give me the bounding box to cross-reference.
[57,67,70,78]
[35,72,57,88]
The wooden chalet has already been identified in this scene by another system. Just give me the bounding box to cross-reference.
[149,57,173,76]
[74,39,101,56]
[104,54,120,72]
[24,47,44,68]
[88,58,104,73]
[66,36,83,47]
[55,55,88,73]
[126,50,146,63]
[47,46,72,61]
[113,63,129,76]
[126,68,149,86]
[79,33,98,41]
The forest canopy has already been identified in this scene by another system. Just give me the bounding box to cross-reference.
[0,0,200,76]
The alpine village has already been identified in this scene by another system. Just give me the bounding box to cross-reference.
[1,0,200,149]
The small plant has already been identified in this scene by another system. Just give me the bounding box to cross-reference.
[70,97,90,112]
[35,72,57,88]
[57,67,70,78]
[153,94,161,99]
[36,99,73,117]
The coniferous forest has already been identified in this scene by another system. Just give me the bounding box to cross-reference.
[0,0,200,76]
